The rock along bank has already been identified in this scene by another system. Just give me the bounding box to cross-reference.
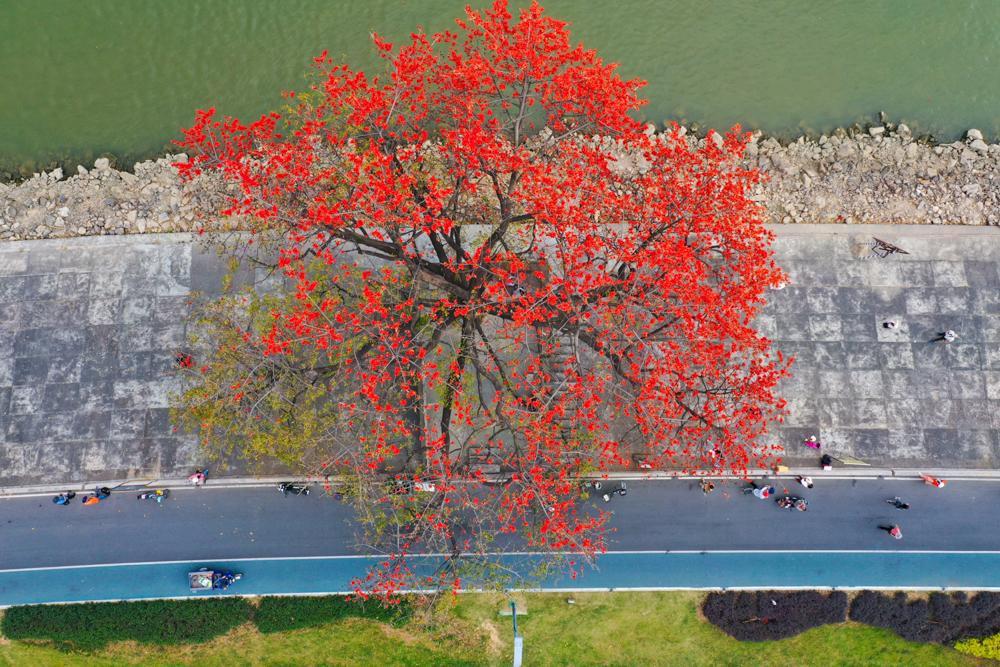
[1,125,998,241]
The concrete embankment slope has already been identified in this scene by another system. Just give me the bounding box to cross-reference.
[768,224,1000,469]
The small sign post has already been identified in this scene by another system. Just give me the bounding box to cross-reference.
[511,601,524,667]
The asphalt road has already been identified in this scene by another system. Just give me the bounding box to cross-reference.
[2,478,1000,571]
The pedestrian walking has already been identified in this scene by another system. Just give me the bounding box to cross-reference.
[796,475,814,489]
[886,497,910,510]
[934,330,958,343]
[882,320,898,329]
[188,469,207,486]
[879,524,902,539]
[920,474,947,488]
[699,479,715,495]
[803,435,821,449]
[745,483,775,500]
[820,454,833,471]
[82,495,100,506]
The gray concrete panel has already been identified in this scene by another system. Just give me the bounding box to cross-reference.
[4,225,1000,482]
[767,225,1000,468]
[0,235,202,484]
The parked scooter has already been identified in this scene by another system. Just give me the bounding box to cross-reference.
[776,495,808,511]
[584,480,627,503]
[277,482,311,496]
[189,568,243,592]
[137,489,171,503]
[214,571,242,590]
[52,491,77,505]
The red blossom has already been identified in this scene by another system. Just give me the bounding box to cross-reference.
[176,0,788,599]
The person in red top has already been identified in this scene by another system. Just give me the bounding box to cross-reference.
[879,524,902,539]
[82,495,100,506]
[921,474,947,488]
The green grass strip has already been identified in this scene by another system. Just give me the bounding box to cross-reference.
[254,595,413,633]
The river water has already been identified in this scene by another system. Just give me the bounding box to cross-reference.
[1,0,998,176]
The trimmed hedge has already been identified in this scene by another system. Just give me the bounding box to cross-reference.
[255,595,413,633]
[849,591,1000,644]
[1,595,415,649]
[702,591,848,641]
[1,598,253,650]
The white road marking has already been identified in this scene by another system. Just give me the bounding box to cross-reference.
[3,549,1000,574]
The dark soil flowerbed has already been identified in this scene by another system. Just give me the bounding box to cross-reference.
[849,591,1000,644]
[702,591,848,641]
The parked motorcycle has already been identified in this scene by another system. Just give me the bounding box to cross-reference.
[776,495,808,511]
[214,571,242,590]
[137,489,171,503]
[278,482,311,496]
[52,491,77,505]
[585,480,627,503]
[189,568,243,592]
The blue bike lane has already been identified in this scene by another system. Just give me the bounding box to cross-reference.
[4,551,1000,606]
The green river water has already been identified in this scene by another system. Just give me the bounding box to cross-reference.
[1,0,998,177]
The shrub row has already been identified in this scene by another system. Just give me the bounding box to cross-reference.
[702,591,848,641]
[849,591,1000,644]
[1,595,413,649]
[1,598,253,650]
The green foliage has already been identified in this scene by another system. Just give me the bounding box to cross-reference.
[0,592,984,666]
[172,257,359,469]
[955,632,1000,660]
[1,595,412,650]
[1,598,253,650]
[254,595,413,633]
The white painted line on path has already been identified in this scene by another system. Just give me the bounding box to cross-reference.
[4,549,1000,574]
[8,585,1000,609]
[5,475,1000,501]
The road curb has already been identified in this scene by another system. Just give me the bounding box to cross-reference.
[0,476,298,498]
[1,466,998,499]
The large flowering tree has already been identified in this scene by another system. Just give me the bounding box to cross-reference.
[175,0,788,597]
